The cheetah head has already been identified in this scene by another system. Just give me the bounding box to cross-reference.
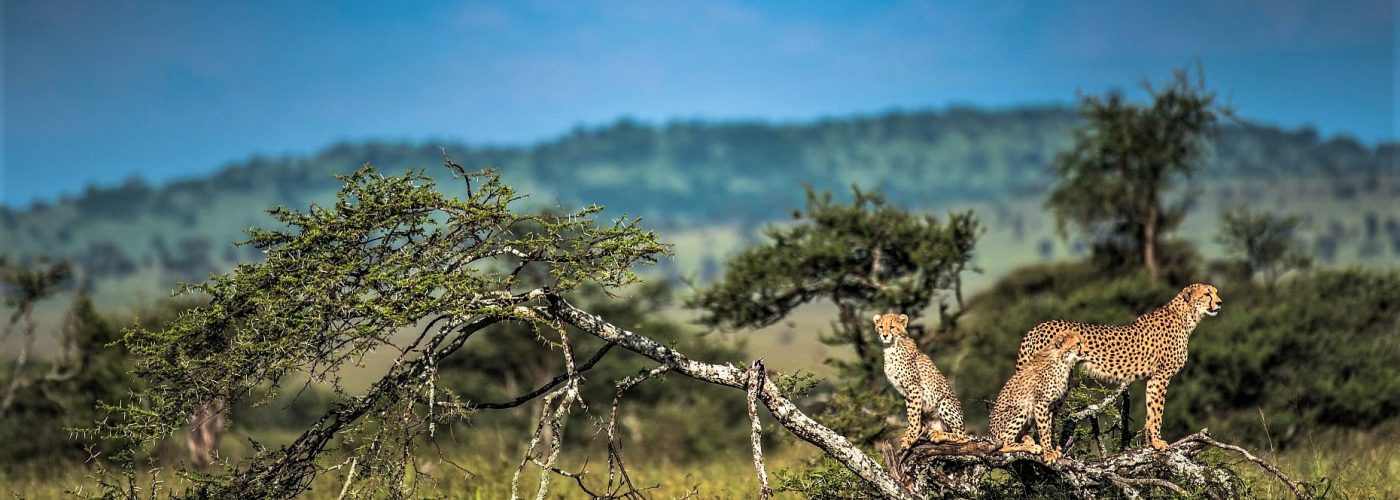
[872,313,909,345]
[1057,334,1087,363]
[1180,283,1223,317]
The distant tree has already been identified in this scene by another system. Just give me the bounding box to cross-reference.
[688,186,981,388]
[1045,68,1227,281]
[0,257,73,425]
[1216,207,1312,287]
[0,290,140,466]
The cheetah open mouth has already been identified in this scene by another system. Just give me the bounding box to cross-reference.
[1205,307,1220,316]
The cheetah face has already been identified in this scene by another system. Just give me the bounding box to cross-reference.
[872,313,909,345]
[1058,334,1086,363]
[1184,284,1223,317]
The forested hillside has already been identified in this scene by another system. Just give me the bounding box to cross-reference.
[2,107,1395,300]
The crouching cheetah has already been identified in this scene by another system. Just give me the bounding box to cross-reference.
[988,332,1085,463]
[875,313,968,449]
[1015,284,1222,450]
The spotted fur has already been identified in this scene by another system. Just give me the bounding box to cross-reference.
[988,332,1085,463]
[875,313,967,449]
[1015,284,1223,450]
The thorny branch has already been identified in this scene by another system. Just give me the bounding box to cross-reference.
[469,343,616,410]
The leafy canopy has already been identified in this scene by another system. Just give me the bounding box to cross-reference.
[1045,68,1227,278]
[101,163,668,496]
[689,185,980,386]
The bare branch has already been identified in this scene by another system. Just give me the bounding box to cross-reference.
[529,330,582,500]
[470,344,615,411]
[745,360,772,500]
[605,365,668,498]
[510,385,571,500]
[335,457,357,500]
[1197,432,1307,498]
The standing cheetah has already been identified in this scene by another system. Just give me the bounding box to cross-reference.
[1015,284,1222,450]
[988,332,1085,463]
[875,313,968,449]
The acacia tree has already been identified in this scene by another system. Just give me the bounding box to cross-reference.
[688,186,981,388]
[0,258,72,422]
[1045,68,1226,282]
[1216,206,1312,287]
[95,162,919,499]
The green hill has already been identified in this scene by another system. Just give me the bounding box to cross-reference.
[2,106,1396,306]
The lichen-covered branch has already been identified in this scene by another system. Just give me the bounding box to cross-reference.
[542,293,917,500]
[889,429,1312,499]
[745,360,773,500]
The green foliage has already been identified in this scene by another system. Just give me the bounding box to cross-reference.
[1216,206,1312,286]
[775,454,871,500]
[0,257,71,308]
[97,163,669,497]
[1045,68,1227,277]
[1173,268,1400,445]
[689,185,980,384]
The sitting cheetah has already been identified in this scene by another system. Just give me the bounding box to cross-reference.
[1016,284,1222,450]
[875,313,968,449]
[988,332,1085,463]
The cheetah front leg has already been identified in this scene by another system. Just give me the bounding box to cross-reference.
[1033,405,1060,463]
[900,397,924,449]
[1145,375,1172,450]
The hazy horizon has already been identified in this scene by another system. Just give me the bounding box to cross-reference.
[4,0,1394,207]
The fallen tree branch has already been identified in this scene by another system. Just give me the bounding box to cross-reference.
[889,429,1311,499]
[541,292,917,500]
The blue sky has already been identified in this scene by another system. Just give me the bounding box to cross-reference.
[2,0,1394,207]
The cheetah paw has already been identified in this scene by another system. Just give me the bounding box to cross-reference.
[1149,437,1169,451]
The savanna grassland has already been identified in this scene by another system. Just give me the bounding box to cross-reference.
[2,106,1398,498]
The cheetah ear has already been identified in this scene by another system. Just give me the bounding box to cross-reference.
[872,314,883,323]
[897,314,909,328]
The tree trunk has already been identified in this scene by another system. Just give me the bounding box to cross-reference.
[1143,204,1160,282]
[837,300,879,390]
